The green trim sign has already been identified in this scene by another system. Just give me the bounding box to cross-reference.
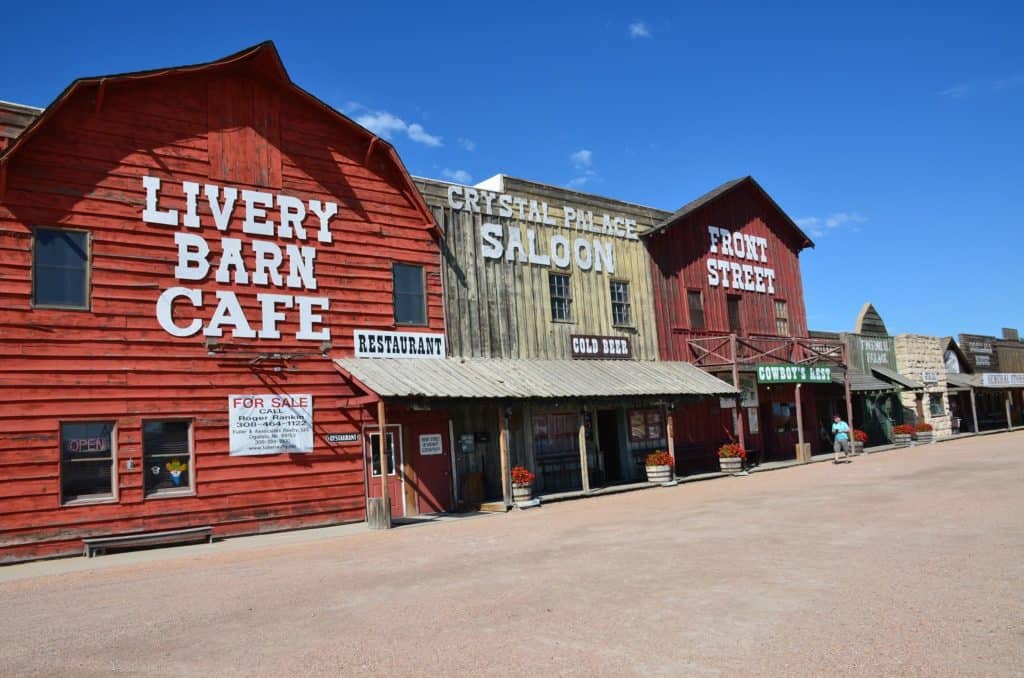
[756,363,832,384]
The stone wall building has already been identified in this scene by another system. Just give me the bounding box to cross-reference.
[894,334,953,438]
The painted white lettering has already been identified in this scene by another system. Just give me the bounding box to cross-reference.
[156,286,202,337]
[205,290,256,339]
[447,185,464,210]
[574,238,593,271]
[592,239,614,274]
[174,232,210,280]
[205,184,238,232]
[142,175,178,226]
[252,240,284,286]
[526,229,551,266]
[308,200,337,244]
[707,258,720,287]
[551,235,571,268]
[498,194,513,218]
[241,190,275,237]
[257,293,293,339]
[481,222,504,259]
[506,227,527,263]
[181,181,201,229]
[708,225,720,254]
[277,194,307,240]
[464,188,480,213]
[215,237,249,285]
[285,244,317,290]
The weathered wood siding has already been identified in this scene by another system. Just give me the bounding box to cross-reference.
[0,101,41,152]
[416,176,668,360]
[646,180,811,362]
[0,47,443,562]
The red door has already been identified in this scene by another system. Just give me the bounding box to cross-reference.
[407,422,453,514]
[365,425,404,518]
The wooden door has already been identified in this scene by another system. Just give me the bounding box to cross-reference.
[407,423,453,514]
[365,425,404,518]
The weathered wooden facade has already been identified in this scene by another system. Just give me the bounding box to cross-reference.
[406,175,733,501]
[0,43,452,561]
[955,331,1024,429]
[644,177,842,471]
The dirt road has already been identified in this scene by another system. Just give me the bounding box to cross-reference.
[2,433,1022,676]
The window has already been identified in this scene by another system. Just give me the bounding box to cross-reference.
[928,393,945,417]
[628,409,665,443]
[610,280,631,326]
[774,299,789,336]
[549,273,572,322]
[60,421,115,503]
[369,431,396,476]
[727,295,742,333]
[143,421,192,496]
[687,290,705,330]
[393,263,426,325]
[33,228,89,308]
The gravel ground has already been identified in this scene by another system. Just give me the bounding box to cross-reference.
[1,432,1022,677]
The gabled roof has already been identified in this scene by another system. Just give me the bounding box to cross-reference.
[941,337,972,374]
[0,42,439,237]
[642,175,814,250]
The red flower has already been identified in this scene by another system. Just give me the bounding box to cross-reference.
[914,422,933,432]
[893,424,915,435]
[717,443,746,460]
[645,450,674,468]
[853,429,869,443]
[511,466,535,485]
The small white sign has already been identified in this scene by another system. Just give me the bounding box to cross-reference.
[982,373,1024,387]
[326,432,360,444]
[354,330,445,359]
[229,394,313,456]
[922,370,939,384]
[419,433,443,456]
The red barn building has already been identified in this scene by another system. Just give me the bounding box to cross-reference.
[645,177,847,472]
[0,43,452,562]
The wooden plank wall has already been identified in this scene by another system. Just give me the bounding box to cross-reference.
[646,182,811,362]
[0,65,444,562]
[0,101,41,152]
[416,176,669,360]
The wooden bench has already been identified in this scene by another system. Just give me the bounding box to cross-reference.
[82,526,213,557]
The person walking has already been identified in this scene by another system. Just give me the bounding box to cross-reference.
[832,414,852,463]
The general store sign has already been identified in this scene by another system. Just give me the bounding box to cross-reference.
[570,334,632,359]
[756,363,832,384]
[354,330,445,358]
[229,394,313,456]
[981,373,1024,387]
[447,185,639,275]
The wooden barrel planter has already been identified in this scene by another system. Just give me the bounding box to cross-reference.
[512,483,532,504]
[719,456,743,473]
[915,432,934,445]
[645,464,673,483]
[852,441,864,455]
[892,433,912,447]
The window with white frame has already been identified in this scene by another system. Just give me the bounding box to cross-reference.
[549,273,572,322]
[60,421,115,503]
[143,420,193,495]
[610,280,631,326]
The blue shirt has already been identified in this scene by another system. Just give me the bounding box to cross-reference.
[832,421,850,441]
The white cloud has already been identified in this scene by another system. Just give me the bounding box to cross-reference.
[458,137,476,152]
[797,212,866,239]
[355,110,442,147]
[629,22,651,38]
[441,168,473,184]
[568,176,590,188]
[570,149,593,169]
[940,83,970,98]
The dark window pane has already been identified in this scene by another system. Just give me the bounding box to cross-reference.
[727,296,742,333]
[393,264,425,324]
[61,459,113,500]
[34,229,88,307]
[143,421,192,494]
[611,281,631,325]
[688,290,705,330]
[550,274,572,321]
[369,433,395,476]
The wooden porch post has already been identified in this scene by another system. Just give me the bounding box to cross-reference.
[498,406,511,507]
[664,403,676,472]
[365,399,392,530]
[970,388,979,433]
[842,346,855,453]
[1006,391,1013,430]
[795,382,805,462]
[578,407,591,493]
[731,334,746,450]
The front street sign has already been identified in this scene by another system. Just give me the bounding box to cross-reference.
[756,363,832,384]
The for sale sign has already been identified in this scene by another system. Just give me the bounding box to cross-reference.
[229,394,314,456]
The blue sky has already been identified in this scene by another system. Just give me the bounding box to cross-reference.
[3,1,1021,338]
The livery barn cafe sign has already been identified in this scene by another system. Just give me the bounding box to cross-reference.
[446,185,640,275]
[756,363,832,384]
[143,176,337,342]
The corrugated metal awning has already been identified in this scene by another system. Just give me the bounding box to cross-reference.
[836,369,895,393]
[334,358,739,400]
[871,366,925,390]
[945,372,975,390]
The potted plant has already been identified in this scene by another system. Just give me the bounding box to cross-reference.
[511,466,535,504]
[852,429,868,455]
[892,424,914,447]
[717,443,746,473]
[914,422,934,444]
[644,450,674,483]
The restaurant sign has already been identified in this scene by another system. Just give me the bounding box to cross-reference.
[570,334,632,359]
[981,373,1024,387]
[354,330,445,359]
[756,363,832,384]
